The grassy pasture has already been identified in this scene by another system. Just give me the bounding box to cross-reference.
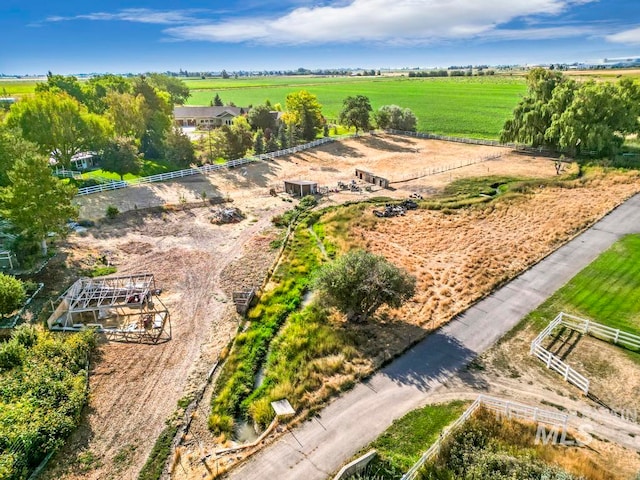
[526,234,640,336]
[187,76,527,139]
[0,79,41,96]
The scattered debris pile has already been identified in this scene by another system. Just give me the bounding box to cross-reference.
[210,207,244,224]
[373,199,419,218]
[337,180,361,192]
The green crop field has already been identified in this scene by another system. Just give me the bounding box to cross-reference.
[0,79,41,96]
[186,76,527,139]
[528,234,640,335]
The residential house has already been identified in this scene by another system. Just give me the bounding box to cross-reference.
[173,106,249,128]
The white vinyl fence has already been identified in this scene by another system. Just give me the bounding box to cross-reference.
[530,312,640,395]
[75,136,348,196]
[401,395,569,480]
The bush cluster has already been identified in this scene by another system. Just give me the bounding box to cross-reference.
[0,325,96,478]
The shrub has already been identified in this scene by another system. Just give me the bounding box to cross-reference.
[0,273,26,316]
[12,324,38,348]
[313,250,416,322]
[105,205,119,219]
[299,195,317,209]
[0,339,26,371]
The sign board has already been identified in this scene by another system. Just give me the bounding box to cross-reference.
[271,399,295,417]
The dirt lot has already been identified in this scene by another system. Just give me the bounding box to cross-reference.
[334,172,640,366]
[40,135,640,479]
[41,200,285,480]
[76,135,560,220]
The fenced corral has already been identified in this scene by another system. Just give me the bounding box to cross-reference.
[556,312,640,350]
[75,136,351,196]
[530,313,590,394]
[531,312,640,395]
[401,395,570,480]
[390,153,502,184]
[530,343,590,394]
[47,273,171,344]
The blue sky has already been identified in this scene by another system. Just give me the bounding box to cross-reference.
[1,0,639,75]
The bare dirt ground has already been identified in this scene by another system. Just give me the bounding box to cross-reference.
[41,200,285,480]
[76,135,560,220]
[41,135,640,479]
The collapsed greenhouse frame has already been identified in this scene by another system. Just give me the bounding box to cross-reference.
[47,273,171,344]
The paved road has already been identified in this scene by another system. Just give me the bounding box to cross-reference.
[227,194,640,480]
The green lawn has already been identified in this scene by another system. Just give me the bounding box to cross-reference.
[526,234,640,335]
[82,158,181,181]
[187,76,527,139]
[362,400,468,477]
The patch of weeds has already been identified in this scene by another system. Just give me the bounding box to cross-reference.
[85,265,117,277]
[75,449,103,473]
[105,205,119,219]
[540,399,567,411]
[113,443,137,471]
[137,423,178,480]
[269,238,283,250]
[466,358,485,371]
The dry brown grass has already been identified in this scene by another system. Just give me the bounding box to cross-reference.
[336,173,640,335]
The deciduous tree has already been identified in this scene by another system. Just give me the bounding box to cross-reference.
[132,77,172,159]
[7,91,111,168]
[248,104,276,132]
[147,73,190,106]
[164,128,196,166]
[282,90,324,142]
[0,153,77,256]
[339,95,372,133]
[374,105,417,131]
[104,91,146,140]
[313,250,416,322]
[0,127,41,187]
[101,137,143,180]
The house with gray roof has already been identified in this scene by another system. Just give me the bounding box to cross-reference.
[173,105,249,128]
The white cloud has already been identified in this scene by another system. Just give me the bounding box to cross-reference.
[164,0,599,45]
[45,8,204,25]
[606,26,640,45]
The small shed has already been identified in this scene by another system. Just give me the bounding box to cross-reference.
[355,169,389,189]
[284,180,318,197]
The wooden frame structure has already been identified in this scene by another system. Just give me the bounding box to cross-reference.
[47,273,171,344]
